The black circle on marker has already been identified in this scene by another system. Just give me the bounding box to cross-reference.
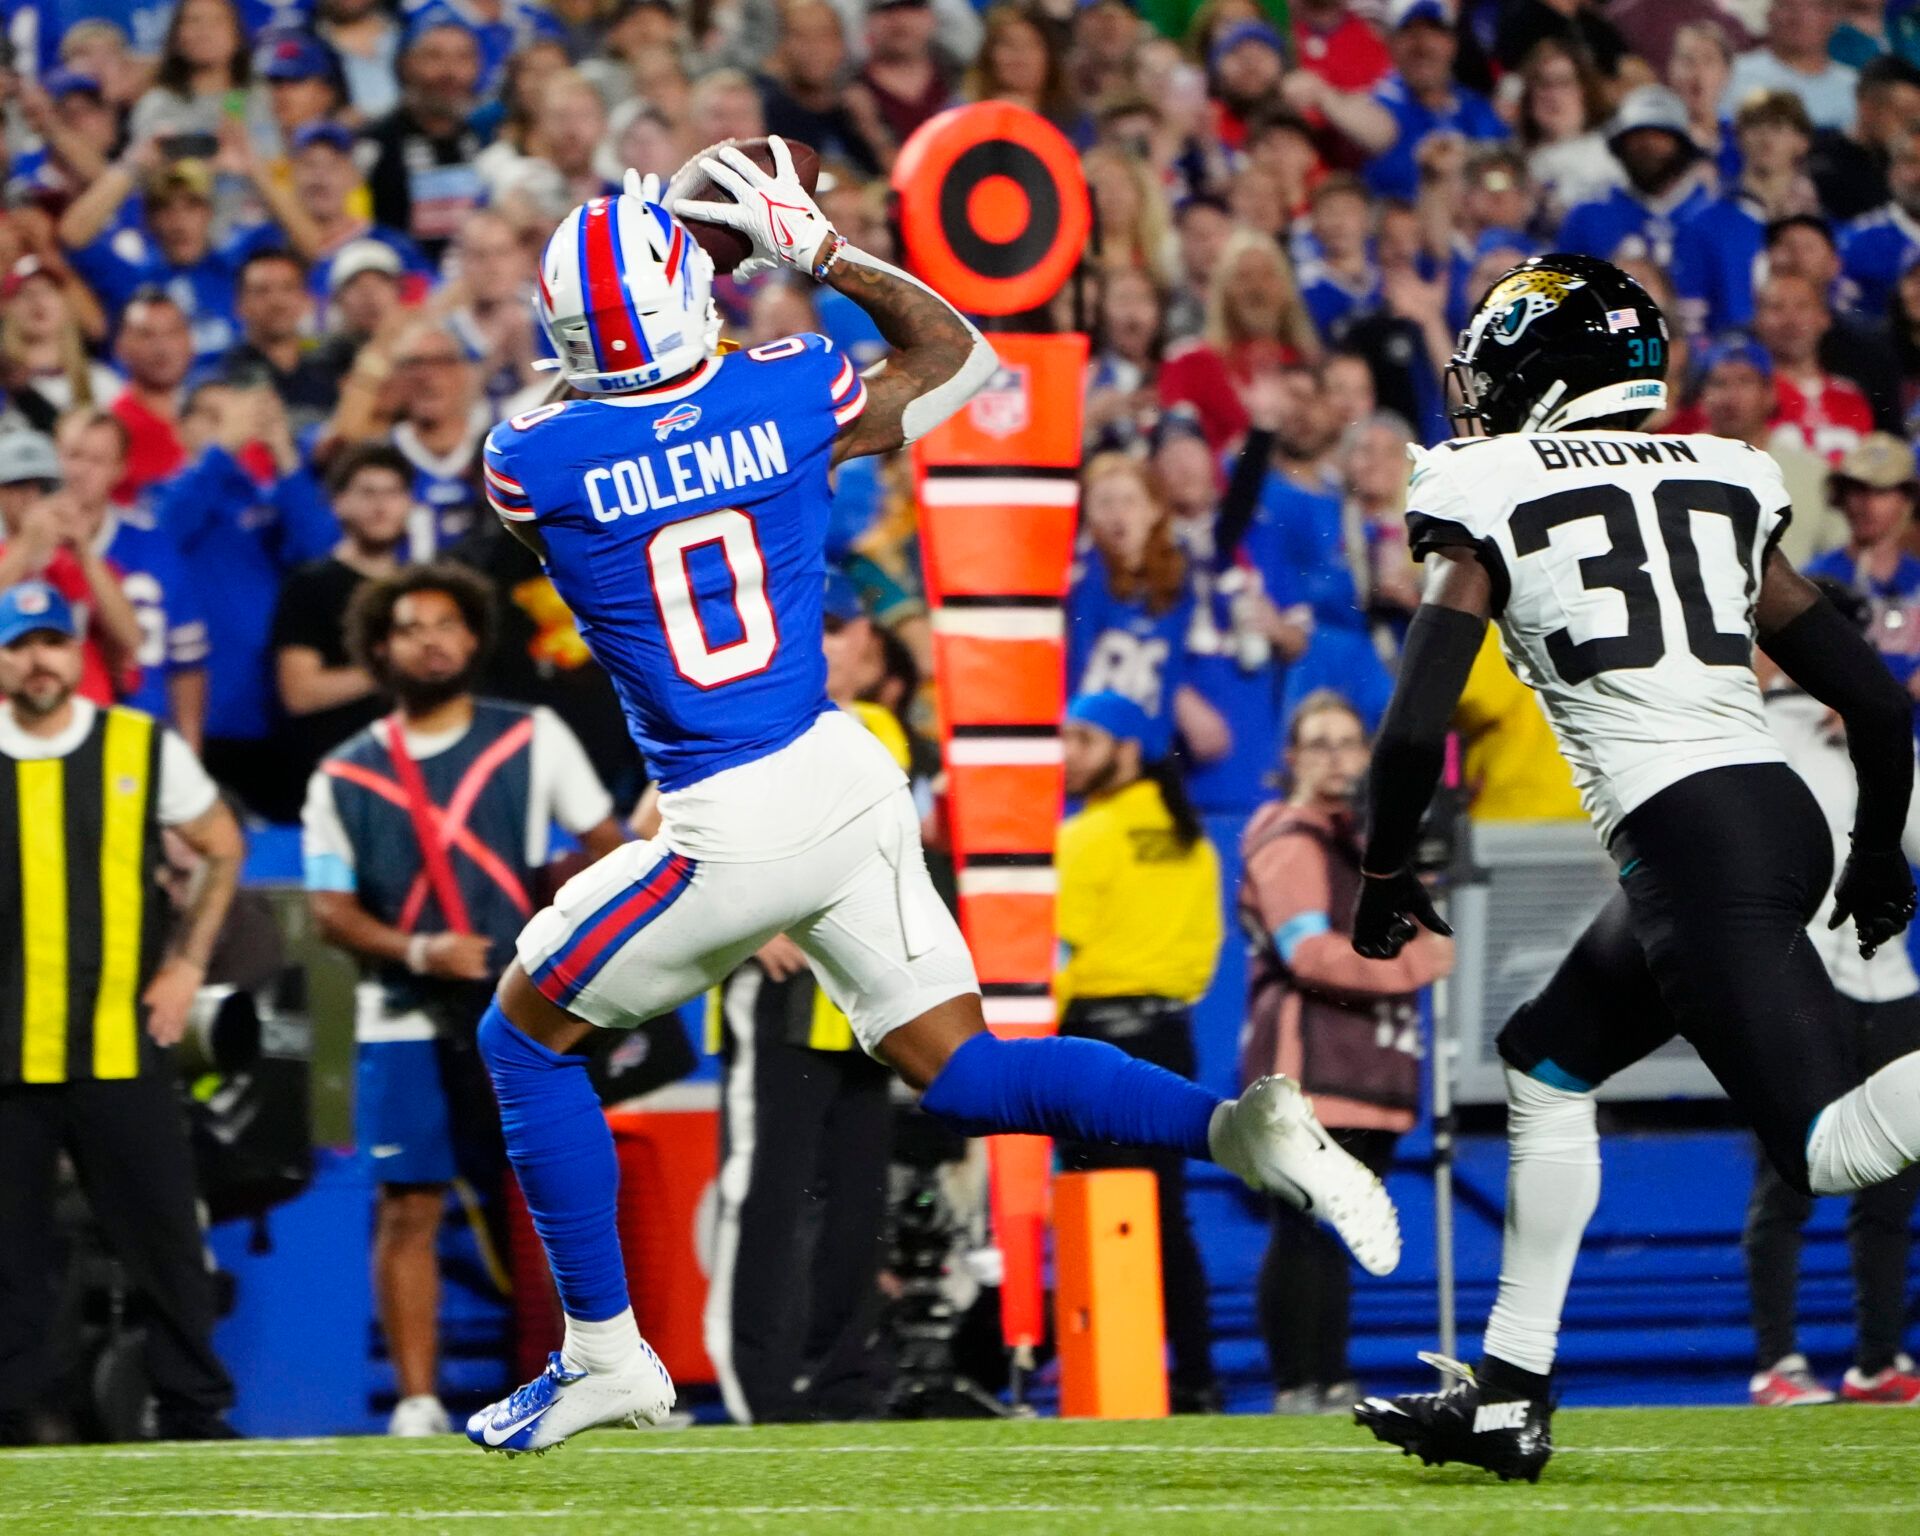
[938,140,1061,280]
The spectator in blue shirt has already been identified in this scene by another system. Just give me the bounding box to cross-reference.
[336,319,491,557]
[1840,131,1920,317]
[1298,176,1382,345]
[57,152,309,368]
[1354,0,1507,203]
[1068,453,1223,764]
[1558,84,1715,268]
[254,26,348,160]
[396,0,564,102]
[288,122,430,302]
[1161,410,1307,815]
[7,69,120,223]
[1804,432,1920,705]
[1673,90,1819,338]
[57,407,209,746]
[153,379,337,818]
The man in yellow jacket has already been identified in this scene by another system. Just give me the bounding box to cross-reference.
[1056,690,1224,1412]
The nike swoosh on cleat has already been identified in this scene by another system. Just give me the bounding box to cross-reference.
[480,1406,549,1447]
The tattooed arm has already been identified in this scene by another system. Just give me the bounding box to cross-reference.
[670,139,996,467]
[819,246,998,466]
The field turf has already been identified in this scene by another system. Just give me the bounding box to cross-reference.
[5,1408,1918,1535]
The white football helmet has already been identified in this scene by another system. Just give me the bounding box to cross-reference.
[535,174,721,395]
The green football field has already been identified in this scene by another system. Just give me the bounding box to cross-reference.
[6,1408,1920,1536]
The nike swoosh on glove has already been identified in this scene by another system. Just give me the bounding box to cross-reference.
[671,136,837,279]
[1352,867,1453,961]
[1830,844,1918,959]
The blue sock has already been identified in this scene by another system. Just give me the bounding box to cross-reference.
[920,1033,1221,1159]
[476,1001,630,1321]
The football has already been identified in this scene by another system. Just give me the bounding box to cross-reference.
[673,136,821,276]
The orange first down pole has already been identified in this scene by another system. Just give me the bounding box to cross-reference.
[913,331,1086,1355]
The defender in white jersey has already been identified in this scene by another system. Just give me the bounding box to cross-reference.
[1345,256,1920,1481]
[1406,428,1791,841]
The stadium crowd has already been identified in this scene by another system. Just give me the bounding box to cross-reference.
[7,0,1920,825]
[5,0,1920,1434]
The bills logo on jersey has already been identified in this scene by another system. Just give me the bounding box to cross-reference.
[1477,269,1588,348]
[968,363,1030,439]
[654,403,703,441]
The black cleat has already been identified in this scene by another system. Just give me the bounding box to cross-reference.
[1353,1353,1553,1483]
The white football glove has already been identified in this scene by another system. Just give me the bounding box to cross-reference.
[622,168,664,204]
[671,136,838,280]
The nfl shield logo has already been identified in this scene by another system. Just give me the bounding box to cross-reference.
[968,363,1030,439]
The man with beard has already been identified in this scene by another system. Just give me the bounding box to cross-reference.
[0,580,243,1445]
[301,563,626,1438]
[1053,690,1224,1414]
[855,0,953,146]
[362,11,486,267]
[1556,85,1715,268]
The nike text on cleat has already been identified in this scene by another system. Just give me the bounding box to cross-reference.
[1472,1401,1530,1433]
[1209,1075,1402,1275]
[1353,1352,1554,1483]
[466,1345,676,1456]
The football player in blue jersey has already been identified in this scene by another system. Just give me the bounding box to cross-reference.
[463,139,1404,1454]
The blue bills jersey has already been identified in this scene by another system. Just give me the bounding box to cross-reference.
[483,333,869,790]
[100,508,208,724]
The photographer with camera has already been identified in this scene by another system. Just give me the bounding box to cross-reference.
[1239,689,1453,1415]
[0,579,244,1444]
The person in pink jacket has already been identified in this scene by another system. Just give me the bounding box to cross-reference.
[1239,688,1454,1414]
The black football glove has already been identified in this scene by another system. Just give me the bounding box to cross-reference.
[1352,866,1453,960]
[1829,844,1918,959]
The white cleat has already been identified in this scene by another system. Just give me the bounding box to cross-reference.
[466,1344,676,1456]
[387,1394,452,1437]
[1210,1074,1402,1275]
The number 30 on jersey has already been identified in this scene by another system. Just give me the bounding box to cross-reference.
[647,508,779,687]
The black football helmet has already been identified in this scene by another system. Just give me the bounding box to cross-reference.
[1448,253,1670,437]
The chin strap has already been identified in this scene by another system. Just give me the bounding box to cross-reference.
[1528,377,1669,432]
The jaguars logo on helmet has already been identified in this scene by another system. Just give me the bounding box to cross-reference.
[1448,253,1668,438]
[1477,269,1588,348]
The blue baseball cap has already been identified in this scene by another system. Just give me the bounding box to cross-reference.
[258,28,335,82]
[0,582,77,647]
[1698,334,1773,381]
[1209,20,1285,69]
[402,2,475,51]
[1474,226,1540,261]
[823,571,865,625]
[1066,690,1154,750]
[291,120,357,156]
[1389,0,1456,29]
[41,67,104,102]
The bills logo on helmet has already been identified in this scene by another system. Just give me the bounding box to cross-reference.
[1477,270,1588,348]
[654,403,703,441]
[968,363,1030,439]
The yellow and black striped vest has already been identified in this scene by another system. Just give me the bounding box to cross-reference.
[0,706,166,1085]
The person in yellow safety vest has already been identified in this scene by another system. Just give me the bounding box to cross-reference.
[1056,688,1225,1414]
